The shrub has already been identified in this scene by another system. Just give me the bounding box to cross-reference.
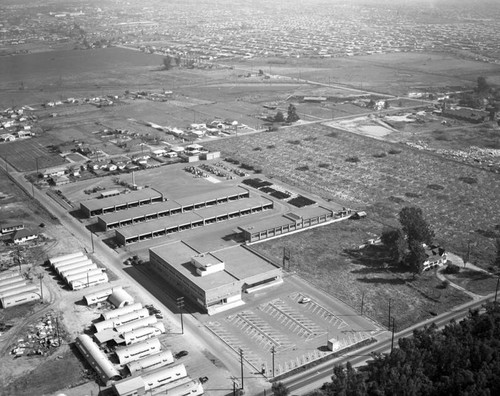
[388,149,402,155]
[345,156,360,163]
[253,147,262,151]
[327,131,339,138]
[266,144,276,149]
[296,165,309,171]
[304,136,317,141]
[444,263,460,274]
[373,152,387,158]
[458,176,478,184]
[441,280,450,289]
[318,163,330,168]
[287,140,301,145]
[427,184,445,190]
[388,196,405,204]
[405,192,422,198]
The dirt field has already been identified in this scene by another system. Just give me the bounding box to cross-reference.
[203,123,500,266]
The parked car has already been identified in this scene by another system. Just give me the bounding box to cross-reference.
[175,350,188,359]
[155,313,164,319]
[199,376,209,384]
[300,297,311,304]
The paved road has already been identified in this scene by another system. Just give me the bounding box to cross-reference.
[0,160,267,395]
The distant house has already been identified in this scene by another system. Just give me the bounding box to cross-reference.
[41,167,66,179]
[423,244,447,271]
[10,229,38,244]
[441,107,489,124]
[0,133,16,142]
[1,223,24,234]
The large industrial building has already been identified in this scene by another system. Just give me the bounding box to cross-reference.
[149,241,283,314]
[237,205,335,243]
[80,188,164,218]
[97,186,251,231]
[116,196,273,245]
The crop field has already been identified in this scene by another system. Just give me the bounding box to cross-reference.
[203,123,500,267]
[0,137,67,172]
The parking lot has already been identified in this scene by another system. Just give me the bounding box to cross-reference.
[201,275,386,377]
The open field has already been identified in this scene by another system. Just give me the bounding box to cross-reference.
[203,123,500,266]
[0,137,67,172]
[252,219,472,330]
[235,52,500,95]
[444,268,499,296]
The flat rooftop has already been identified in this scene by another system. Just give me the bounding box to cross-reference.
[239,205,333,234]
[98,200,181,224]
[151,241,237,290]
[150,242,279,292]
[172,185,249,206]
[212,245,279,280]
[116,196,273,238]
[81,188,163,211]
[117,212,203,238]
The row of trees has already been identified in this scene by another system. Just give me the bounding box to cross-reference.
[381,207,435,275]
[311,303,500,396]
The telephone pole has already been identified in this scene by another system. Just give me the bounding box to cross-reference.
[239,348,244,389]
[271,346,275,378]
[176,297,185,334]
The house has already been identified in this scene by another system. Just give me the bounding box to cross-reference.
[423,244,447,271]
[41,167,66,179]
[107,163,118,172]
[0,134,16,142]
[11,229,38,244]
[1,223,24,234]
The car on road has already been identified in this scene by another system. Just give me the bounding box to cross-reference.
[175,350,188,359]
[199,376,209,384]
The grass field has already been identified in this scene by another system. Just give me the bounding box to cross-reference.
[253,219,471,330]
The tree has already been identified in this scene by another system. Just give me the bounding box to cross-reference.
[274,111,285,123]
[407,239,426,275]
[286,104,300,122]
[477,76,489,95]
[398,207,434,245]
[271,381,289,396]
[381,228,407,265]
[384,100,390,109]
[163,55,172,70]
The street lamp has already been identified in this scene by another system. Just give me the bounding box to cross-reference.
[390,317,396,353]
[37,273,45,302]
[271,345,276,378]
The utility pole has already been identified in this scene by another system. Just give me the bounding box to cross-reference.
[388,299,391,330]
[271,346,275,378]
[391,317,396,353]
[37,273,44,302]
[176,297,185,334]
[239,348,244,390]
[360,291,365,315]
[495,276,500,303]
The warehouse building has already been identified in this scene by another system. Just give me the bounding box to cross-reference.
[1,291,40,308]
[112,364,188,396]
[101,302,143,321]
[80,188,164,218]
[48,251,85,266]
[238,206,335,243]
[122,323,165,345]
[115,338,162,365]
[116,196,273,246]
[60,263,99,280]
[126,350,174,375]
[55,259,94,275]
[69,272,109,291]
[97,186,250,231]
[83,286,134,306]
[149,241,282,314]
[94,308,150,333]
[75,334,121,385]
[0,274,25,288]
